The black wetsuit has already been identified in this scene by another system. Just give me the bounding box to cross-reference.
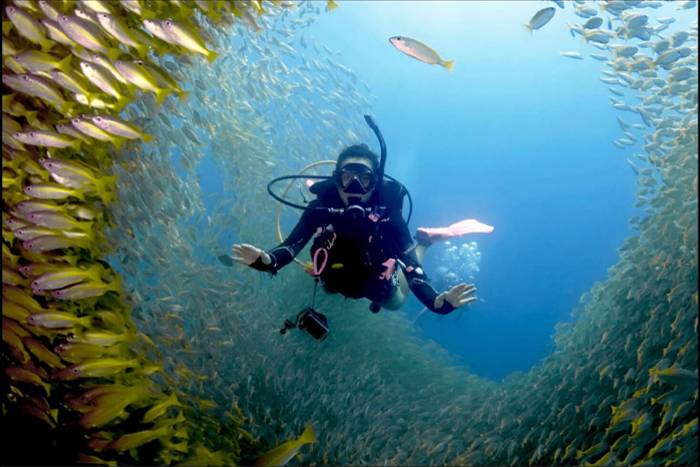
[250,179,455,314]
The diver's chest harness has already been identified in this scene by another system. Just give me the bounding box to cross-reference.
[277,202,399,342]
[308,204,397,300]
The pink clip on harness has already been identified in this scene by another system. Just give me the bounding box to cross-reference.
[307,232,335,276]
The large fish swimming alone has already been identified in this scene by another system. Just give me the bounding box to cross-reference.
[389,36,455,72]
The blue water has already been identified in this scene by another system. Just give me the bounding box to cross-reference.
[191,1,695,382]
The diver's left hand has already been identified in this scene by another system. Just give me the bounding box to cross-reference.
[435,283,477,309]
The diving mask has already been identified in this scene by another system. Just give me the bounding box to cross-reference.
[334,162,377,194]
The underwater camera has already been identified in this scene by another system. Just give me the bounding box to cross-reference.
[280,307,329,341]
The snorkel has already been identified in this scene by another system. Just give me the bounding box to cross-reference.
[363,115,387,205]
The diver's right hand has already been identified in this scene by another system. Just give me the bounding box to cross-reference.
[230,244,271,266]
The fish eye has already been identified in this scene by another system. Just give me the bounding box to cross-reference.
[397,37,402,41]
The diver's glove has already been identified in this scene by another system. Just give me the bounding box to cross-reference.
[230,244,272,269]
[434,283,477,311]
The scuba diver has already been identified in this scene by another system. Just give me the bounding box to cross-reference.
[227,116,494,326]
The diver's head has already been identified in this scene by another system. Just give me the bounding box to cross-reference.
[334,144,379,205]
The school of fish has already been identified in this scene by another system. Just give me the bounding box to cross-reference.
[2,0,698,466]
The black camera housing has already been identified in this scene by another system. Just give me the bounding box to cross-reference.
[298,307,329,341]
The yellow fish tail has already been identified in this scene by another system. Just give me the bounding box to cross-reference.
[106,48,122,63]
[178,90,191,104]
[114,96,131,113]
[40,38,56,53]
[206,49,219,64]
[134,43,150,60]
[300,425,317,444]
[57,55,72,74]
[442,60,455,73]
[154,87,173,105]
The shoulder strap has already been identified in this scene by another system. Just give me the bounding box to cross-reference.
[308,179,338,201]
[376,179,405,211]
